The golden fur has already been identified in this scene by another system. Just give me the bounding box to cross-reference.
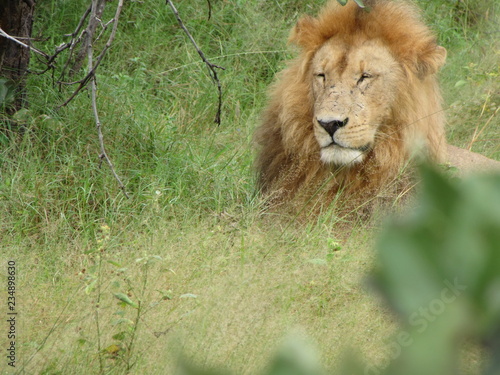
[255,0,448,207]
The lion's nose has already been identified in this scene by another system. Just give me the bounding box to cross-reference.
[317,117,349,137]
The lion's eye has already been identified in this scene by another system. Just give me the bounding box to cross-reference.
[357,72,372,85]
[316,73,326,80]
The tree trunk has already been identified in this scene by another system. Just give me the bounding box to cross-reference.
[0,0,35,114]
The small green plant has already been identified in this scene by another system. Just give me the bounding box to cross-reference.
[82,224,170,374]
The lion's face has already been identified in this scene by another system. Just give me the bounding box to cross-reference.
[311,38,402,166]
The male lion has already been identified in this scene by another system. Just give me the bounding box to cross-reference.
[255,0,448,208]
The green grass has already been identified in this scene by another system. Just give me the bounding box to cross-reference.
[1,0,498,373]
[422,0,500,159]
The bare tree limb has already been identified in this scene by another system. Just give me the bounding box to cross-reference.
[71,0,107,75]
[166,0,224,125]
[59,0,124,107]
[57,4,92,82]
[87,0,129,198]
[0,26,49,58]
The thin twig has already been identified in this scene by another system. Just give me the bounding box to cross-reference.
[88,0,129,198]
[95,17,116,43]
[206,0,212,20]
[0,26,49,58]
[166,0,225,125]
[58,5,92,83]
[58,70,94,107]
[59,0,124,107]
[59,1,119,107]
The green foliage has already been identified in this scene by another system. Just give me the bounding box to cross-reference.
[263,338,323,375]
[369,165,500,375]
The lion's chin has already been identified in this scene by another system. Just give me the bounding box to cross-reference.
[320,146,365,166]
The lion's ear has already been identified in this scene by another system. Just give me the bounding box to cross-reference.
[289,16,323,51]
[415,45,447,78]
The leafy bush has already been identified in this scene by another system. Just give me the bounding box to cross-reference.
[369,166,500,375]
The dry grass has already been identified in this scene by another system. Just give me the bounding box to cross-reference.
[4,215,398,374]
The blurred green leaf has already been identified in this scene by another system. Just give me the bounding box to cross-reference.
[107,260,122,267]
[263,337,323,375]
[372,164,500,374]
[114,293,139,308]
[112,331,127,341]
[336,0,365,7]
[353,0,366,8]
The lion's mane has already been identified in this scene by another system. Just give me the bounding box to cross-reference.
[255,0,447,207]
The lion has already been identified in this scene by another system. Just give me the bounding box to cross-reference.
[254,0,449,209]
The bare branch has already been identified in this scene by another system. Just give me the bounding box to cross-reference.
[71,5,93,40]
[166,0,224,125]
[70,0,107,75]
[0,26,49,58]
[58,71,94,107]
[206,0,212,21]
[59,0,124,108]
[87,0,129,198]
[57,4,92,82]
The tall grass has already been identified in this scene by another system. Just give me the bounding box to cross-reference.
[0,0,498,373]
